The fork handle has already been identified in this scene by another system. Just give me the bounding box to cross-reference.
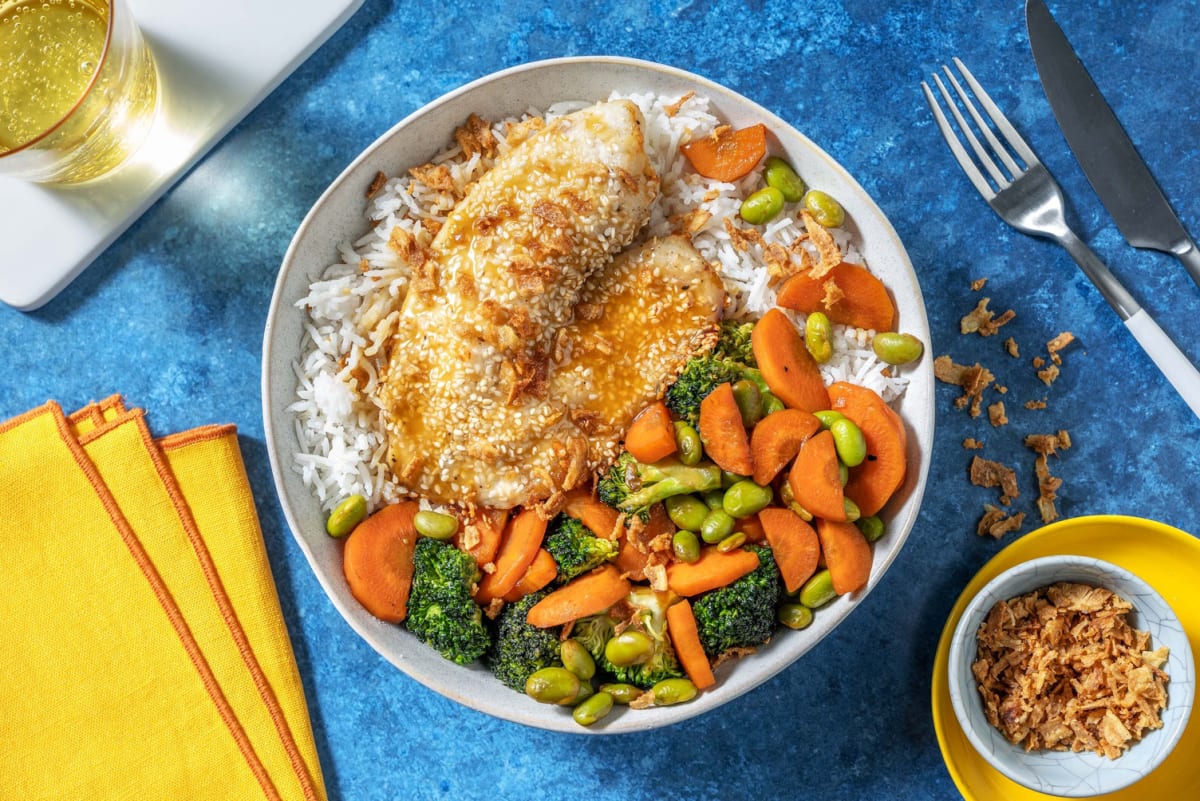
[1059,231,1140,320]
[1124,310,1200,422]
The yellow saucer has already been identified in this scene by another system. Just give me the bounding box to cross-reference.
[932,515,1200,799]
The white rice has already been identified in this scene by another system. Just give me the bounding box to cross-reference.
[289,91,909,512]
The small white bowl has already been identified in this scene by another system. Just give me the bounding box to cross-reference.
[948,554,1195,797]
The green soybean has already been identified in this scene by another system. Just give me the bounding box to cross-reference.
[799,569,837,609]
[740,186,785,225]
[598,683,643,705]
[803,189,845,228]
[829,418,867,467]
[839,462,850,486]
[413,509,460,540]
[325,494,367,538]
[665,494,709,532]
[720,470,745,489]
[857,515,885,543]
[717,531,747,552]
[761,391,786,416]
[573,691,615,726]
[778,603,814,630]
[605,631,654,667]
[804,312,834,364]
[872,332,924,365]
[843,496,861,523]
[700,508,736,544]
[731,379,763,428]
[722,480,773,518]
[672,529,702,563]
[652,678,698,706]
[525,667,581,705]
[560,639,596,681]
[673,421,704,466]
[814,410,846,429]
[702,488,727,510]
[763,156,807,202]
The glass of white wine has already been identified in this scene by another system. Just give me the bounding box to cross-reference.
[0,0,159,184]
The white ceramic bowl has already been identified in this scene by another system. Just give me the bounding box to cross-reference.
[947,554,1195,796]
[262,56,934,732]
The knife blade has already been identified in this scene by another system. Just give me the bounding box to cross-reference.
[1026,0,1200,289]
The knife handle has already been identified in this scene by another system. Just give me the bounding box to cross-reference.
[1124,309,1200,422]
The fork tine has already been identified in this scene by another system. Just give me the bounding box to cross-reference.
[931,72,1010,190]
[951,57,1040,167]
[920,80,996,200]
[941,66,1022,178]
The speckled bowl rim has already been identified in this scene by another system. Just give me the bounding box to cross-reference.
[262,55,934,733]
[947,553,1194,796]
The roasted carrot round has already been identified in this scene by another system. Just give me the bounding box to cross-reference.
[453,507,508,567]
[563,487,621,540]
[815,517,872,595]
[827,381,908,517]
[776,261,897,333]
[666,599,716,690]
[758,507,820,594]
[698,382,754,476]
[475,508,549,604]
[502,548,558,602]
[526,564,631,628]
[666,545,760,596]
[751,308,831,413]
[342,501,422,623]
[788,429,847,522]
[749,407,821,486]
[680,123,767,182]
[624,400,678,464]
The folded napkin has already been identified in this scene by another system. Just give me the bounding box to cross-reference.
[0,397,326,801]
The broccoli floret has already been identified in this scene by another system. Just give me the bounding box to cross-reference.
[486,589,561,691]
[596,452,721,521]
[572,609,619,663]
[714,320,757,366]
[664,355,742,427]
[598,588,684,689]
[544,514,619,583]
[405,538,491,666]
[692,545,782,657]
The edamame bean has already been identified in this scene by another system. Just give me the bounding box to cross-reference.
[804,312,834,364]
[739,186,785,225]
[673,421,704,466]
[702,488,726,510]
[717,531,747,552]
[761,391,786,415]
[605,631,654,667]
[839,462,849,486]
[672,530,702,563]
[731,379,763,428]
[788,502,813,522]
[720,469,745,489]
[598,683,643,705]
[652,678,698,706]
[325,494,367,538]
[763,156,807,202]
[871,332,924,365]
[560,639,596,681]
[857,515,885,543]
[722,480,773,518]
[413,509,460,540]
[843,496,861,523]
[525,667,581,705]
[778,603,814,630]
[700,508,736,544]
[665,494,709,532]
[799,569,837,608]
[814,410,846,429]
[573,691,615,726]
[803,189,845,227]
[829,418,866,467]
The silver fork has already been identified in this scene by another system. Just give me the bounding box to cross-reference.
[922,58,1200,421]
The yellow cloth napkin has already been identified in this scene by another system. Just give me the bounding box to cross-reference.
[0,397,326,801]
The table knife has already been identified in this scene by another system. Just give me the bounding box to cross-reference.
[1026,0,1200,290]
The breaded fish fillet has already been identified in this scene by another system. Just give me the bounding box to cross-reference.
[376,101,662,508]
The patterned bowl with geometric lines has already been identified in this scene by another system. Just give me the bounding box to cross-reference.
[947,554,1194,797]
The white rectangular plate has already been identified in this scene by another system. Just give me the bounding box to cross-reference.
[0,0,364,311]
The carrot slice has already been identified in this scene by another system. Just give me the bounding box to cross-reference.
[680,123,767,182]
[751,308,831,413]
[749,408,821,485]
[788,429,847,522]
[475,508,549,603]
[624,400,678,464]
[667,545,760,596]
[453,508,508,567]
[737,512,766,543]
[563,487,621,539]
[613,503,673,580]
[828,381,908,517]
[342,501,421,623]
[815,517,872,595]
[502,548,558,603]
[776,261,897,332]
[758,507,820,594]
[698,382,754,476]
[666,599,716,690]
[526,564,631,628]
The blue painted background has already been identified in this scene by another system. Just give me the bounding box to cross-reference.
[3,1,1198,798]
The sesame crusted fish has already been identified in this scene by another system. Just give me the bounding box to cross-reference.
[376,100,668,508]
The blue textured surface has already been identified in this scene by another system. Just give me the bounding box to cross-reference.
[3,1,1199,799]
